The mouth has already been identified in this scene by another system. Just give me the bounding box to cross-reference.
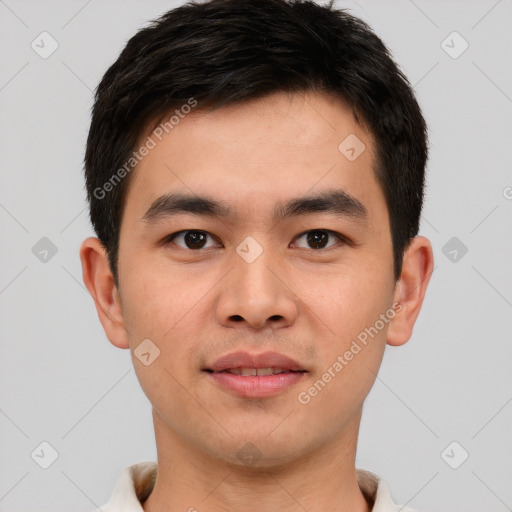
[204,350,307,373]
[207,367,306,376]
[203,351,308,398]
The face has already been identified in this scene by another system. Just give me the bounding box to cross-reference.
[109,91,399,467]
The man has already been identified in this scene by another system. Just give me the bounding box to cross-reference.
[79,0,434,510]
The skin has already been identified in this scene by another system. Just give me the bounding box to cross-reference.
[80,90,433,512]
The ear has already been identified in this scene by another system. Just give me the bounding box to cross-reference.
[387,236,434,347]
[79,237,129,349]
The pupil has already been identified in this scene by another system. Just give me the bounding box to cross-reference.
[185,231,206,249]
[307,230,328,249]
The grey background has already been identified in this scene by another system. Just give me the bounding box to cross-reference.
[0,1,510,511]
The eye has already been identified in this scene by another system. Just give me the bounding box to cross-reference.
[291,229,346,250]
[165,230,221,250]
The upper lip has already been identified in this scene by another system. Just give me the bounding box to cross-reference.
[205,351,307,373]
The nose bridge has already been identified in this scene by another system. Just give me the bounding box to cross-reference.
[215,237,298,329]
[235,246,277,299]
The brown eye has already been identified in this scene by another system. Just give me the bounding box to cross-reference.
[306,230,329,249]
[293,230,343,250]
[167,230,219,250]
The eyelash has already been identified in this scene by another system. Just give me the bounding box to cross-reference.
[163,229,350,251]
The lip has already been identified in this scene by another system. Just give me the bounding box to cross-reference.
[205,351,306,373]
[203,351,307,399]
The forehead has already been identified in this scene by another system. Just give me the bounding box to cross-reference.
[122,90,384,224]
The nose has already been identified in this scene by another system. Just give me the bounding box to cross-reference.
[215,245,299,331]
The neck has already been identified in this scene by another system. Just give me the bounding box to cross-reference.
[142,409,371,512]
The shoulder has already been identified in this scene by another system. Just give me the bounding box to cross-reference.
[92,461,157,512]
[356,468,430,512]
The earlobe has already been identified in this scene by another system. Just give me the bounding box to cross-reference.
[79,237,130,349]
[386,236,434,347]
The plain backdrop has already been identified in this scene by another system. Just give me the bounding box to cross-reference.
[0,1,511,511]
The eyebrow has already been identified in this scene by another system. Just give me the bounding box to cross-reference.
[141,189,368,225]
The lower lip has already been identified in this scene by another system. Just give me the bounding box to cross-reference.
[206,371,306,398]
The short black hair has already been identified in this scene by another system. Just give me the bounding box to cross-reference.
[84,0,427,288]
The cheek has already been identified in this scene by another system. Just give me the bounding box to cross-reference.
[295,259,393,400]
[121,267,208,425]
[120,262,218,388]
[299,258,394,339]
[121,261,206,340]
[295,273,391,425]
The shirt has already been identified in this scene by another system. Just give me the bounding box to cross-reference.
[95,461,419,512]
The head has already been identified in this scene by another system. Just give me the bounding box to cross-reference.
[80,0,433,468]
